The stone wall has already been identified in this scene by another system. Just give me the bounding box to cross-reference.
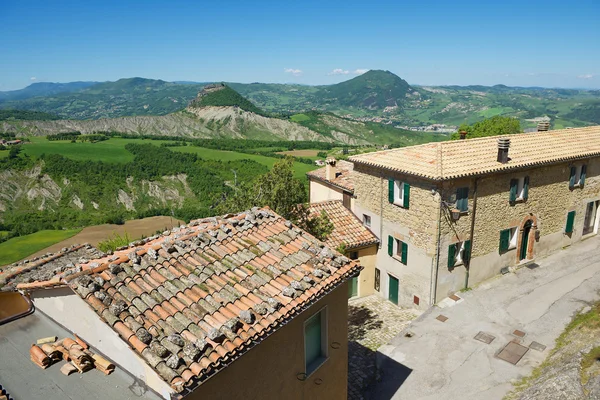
[352,164,440,307]
[435,158,600,300]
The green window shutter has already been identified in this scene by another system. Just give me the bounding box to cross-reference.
[401,241,408,265]
[447,244,456,269]
[304,311,322,372]
[580,165,587,187]
[509,179,518,202]
[565,210,576,233]
[569,166,576,188]
[499,229,510,252]
[388,179,395,203]
[403,182,410,209]
[523,176,530,201]
[387,235,394,256]
[463,240,472,264]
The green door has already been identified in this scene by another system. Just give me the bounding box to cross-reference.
[348,277,358,298]
[520,220,532,261]
[388,275,399,305]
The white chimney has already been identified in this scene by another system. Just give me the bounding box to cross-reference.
[325,158,337,181]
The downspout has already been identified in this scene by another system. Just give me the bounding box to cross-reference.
[430,187,443,305]
[379,176,384,246]
[465,177,479,290]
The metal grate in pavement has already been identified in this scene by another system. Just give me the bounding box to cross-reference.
[497,342,529,365]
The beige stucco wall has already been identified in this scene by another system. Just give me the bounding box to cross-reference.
[31,288,173,399]
[351,164,439,308]
[187,283,350,400]
[309,179,355,210]
[354,245,377,297]
[309,179,343,202]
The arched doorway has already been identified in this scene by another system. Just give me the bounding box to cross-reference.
[517,216,538,262]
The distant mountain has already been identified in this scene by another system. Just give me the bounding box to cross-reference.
[0,78,204,119]
[0,81,97,101]
[315,70,415,109]
[2,73,599,129]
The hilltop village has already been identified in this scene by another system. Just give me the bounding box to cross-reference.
[2,120,600,400]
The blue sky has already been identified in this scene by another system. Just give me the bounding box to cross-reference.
[1,0,599,90]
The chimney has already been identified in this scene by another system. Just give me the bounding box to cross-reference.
[537,121,550,132]
[325,158,337,181]
[459,130,467,140]
[497,137,510,164]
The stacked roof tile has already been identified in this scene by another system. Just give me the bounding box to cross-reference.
[0,244,103,292]
[309,201,379,250]
[62,207,360,393]
[307,159,354,192]
[350,126,600,181]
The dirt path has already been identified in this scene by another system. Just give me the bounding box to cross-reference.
[26,216,183,259]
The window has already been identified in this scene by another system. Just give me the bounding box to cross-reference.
[569,165,587,189]
[363,214,371,228]
[304,308,327,375]
[499,227,519,252]
[388,179,410,209]
[456,187,469,212]
[349,251,359,260]
[509,176,529,203]
[447,240,471,269]
[387,235,408,265]
[583,201,599,236]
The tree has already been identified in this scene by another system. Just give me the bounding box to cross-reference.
[451,116,521,140]
[291,204,334,241]
[221,157,307,219]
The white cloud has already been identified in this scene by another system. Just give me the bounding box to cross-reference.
[577,74,595,79]
[30,77,37,81]
[353,69,369,75]
[284,68,303,77]
[328,68,350,76]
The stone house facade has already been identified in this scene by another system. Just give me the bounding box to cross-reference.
[349,126,600,308]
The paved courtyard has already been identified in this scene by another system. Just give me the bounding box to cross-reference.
[368,234,600,400]
[347,295,421,400]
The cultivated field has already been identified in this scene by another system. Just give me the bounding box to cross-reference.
[0,229,81,266]
[1,216,184,267]
[277,149,320,157]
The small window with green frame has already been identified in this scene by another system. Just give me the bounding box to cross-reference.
[304,307,328,375]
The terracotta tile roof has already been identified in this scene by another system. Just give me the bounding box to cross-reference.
[0,244,103,292]
[307,159,354,192]
[62,207,361,393]
[309,201,379,250]
[350,126,600,181]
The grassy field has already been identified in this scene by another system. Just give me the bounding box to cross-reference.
[171,146,318,179]
[0,229,81,266]
[15,137,319,180]
[21,137,181,163]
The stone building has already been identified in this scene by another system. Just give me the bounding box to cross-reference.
[349,126,600,308]
[0,208,360,400]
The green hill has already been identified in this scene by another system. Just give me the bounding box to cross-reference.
[315,70,415,110]
[189,84,266,115]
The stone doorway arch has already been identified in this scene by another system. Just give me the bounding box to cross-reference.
[517,215,538,263]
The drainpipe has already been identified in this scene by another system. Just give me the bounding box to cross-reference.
[430,187,443,305]
[465,177,479,290]
[379,176,384,246]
